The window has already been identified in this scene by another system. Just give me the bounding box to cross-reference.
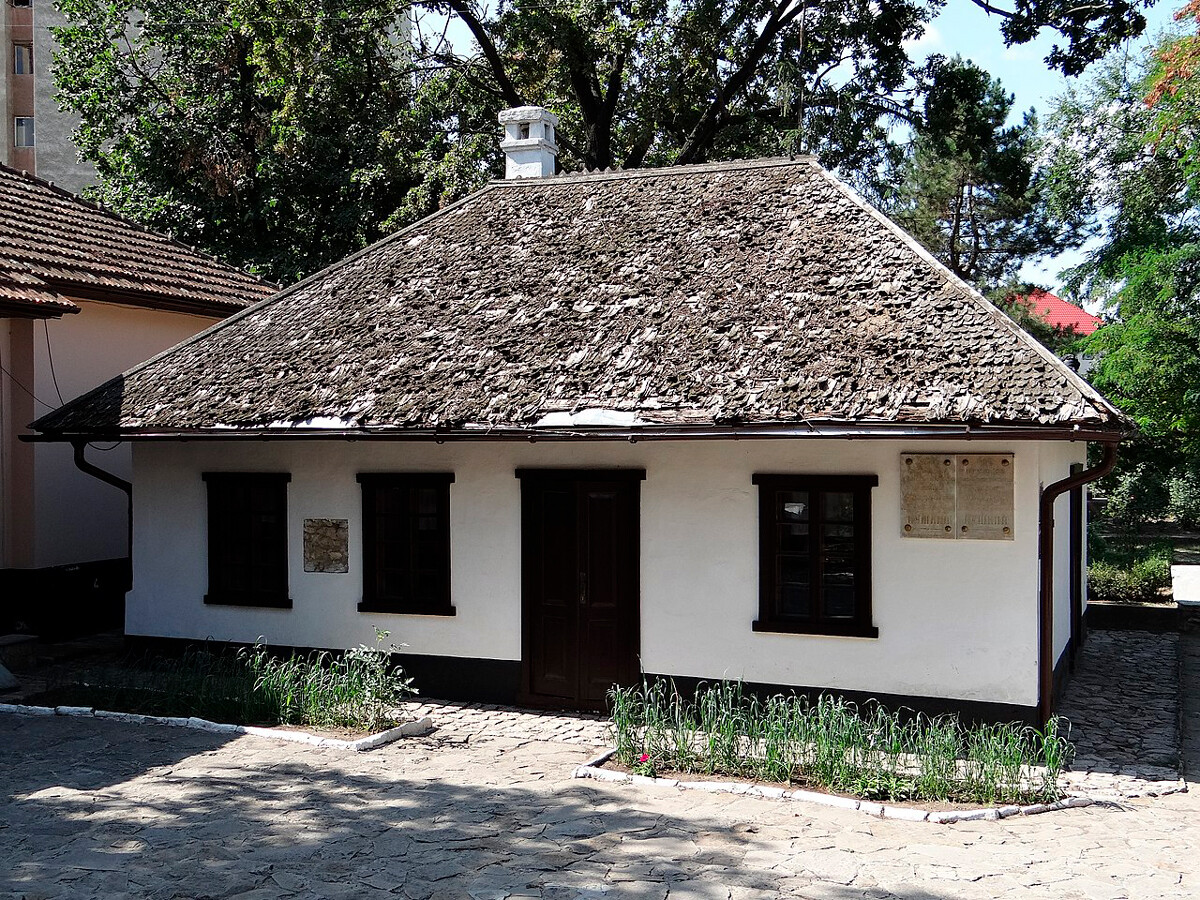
[203,473,291,608]
[13,44,32,75]
[10,0,32,8]
[752,474,878,638]
[13,117,33,148]
[358,473,454,615]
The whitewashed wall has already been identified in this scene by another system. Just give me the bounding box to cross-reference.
[129,437,1089,708]
[1039,440,1089,665]
[32,300,218,567]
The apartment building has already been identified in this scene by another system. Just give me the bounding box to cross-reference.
[2,0,93,193]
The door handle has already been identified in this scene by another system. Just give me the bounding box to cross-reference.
[579,571,588,606]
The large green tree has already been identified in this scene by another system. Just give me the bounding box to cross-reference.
[1043,31,1200,504]
[54,0,500,283]
[886,57,1082,287]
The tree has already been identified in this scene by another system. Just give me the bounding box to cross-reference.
[54,0,500,283]
[886,58,1081,288]
[1042,32,1200,508]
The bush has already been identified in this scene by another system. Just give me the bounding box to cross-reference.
[1168,467,1200,530]
[1099,463,1171,527]
[608,679,1072,805]
[1088,557,1172,604]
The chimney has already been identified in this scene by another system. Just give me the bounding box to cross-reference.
[499,106,559,179]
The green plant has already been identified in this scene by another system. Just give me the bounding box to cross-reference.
[607,679,1072,805]
[1168,467,1200,529]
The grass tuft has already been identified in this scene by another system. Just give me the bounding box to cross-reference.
[608,679,1072,805]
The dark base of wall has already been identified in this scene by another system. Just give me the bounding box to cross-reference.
[644,673,1040,727]
[125,636,1038,726]
[1084,601,1189,633]
[0,559,130,639]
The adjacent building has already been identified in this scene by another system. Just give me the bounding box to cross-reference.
[2,0,94,193]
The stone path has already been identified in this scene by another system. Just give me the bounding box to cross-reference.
[2,631,1198,899]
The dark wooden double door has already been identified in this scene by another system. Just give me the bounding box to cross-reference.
[519,470,642,710]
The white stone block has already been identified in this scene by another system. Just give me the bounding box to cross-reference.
[881,806,929,822]
[858,801,885,817]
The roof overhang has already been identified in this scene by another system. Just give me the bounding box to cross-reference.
[26,421,1128,444]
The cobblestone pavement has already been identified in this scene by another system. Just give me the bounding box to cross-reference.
[2,632,1198,899]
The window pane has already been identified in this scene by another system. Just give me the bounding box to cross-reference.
[821,523,855,555]
[777,555,810,617]
[778,491,808,523]
[14,117,33,147]
[823,491,855,522]
[14,45,32,75]
[822,564,856,618]
[778,522,809,552]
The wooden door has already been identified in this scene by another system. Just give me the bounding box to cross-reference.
[519,470,642,709]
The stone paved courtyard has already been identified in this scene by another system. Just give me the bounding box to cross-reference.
[2,632,1198,899]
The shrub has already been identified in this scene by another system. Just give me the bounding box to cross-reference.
[1168,467,1200,530]
[608,679,1071,805]
[1088,540,1172,604]
[1099,463,1171,527]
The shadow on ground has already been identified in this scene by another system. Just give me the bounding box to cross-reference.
[0,716,995,900]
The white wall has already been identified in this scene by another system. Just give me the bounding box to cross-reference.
[1039,441,1088,664]
[129,437,1091,708]
[32,300,218,567]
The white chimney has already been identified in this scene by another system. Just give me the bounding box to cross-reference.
[499,106,559,179]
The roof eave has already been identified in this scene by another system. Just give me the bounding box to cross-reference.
[26,420,1129,444]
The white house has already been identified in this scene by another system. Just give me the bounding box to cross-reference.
[1,164,277,631]
[32,109,1126,722]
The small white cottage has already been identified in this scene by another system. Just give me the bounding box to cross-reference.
[33,108,1125,723]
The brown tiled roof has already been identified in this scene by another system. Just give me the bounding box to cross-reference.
[0,165,277,318]
[33,158,1125,438]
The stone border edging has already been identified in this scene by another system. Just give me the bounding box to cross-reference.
[0,702,432,751]
[572,750,1093,824]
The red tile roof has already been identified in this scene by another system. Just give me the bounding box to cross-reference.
[1017,289,1105,336]
[0,165,278,319]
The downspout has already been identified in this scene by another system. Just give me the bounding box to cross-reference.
[71,439,133,589]
[1038,442,1118,725]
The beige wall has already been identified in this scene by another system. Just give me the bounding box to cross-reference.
[0,300,219,570]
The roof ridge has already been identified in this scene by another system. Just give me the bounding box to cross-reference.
[488,155,816,187]
[0,163,279,290]
[809,163,1125,424]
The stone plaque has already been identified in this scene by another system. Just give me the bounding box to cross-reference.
[900,453,955,539]
[900,453,1014,541]
[955,454,1014,540]
[303,518,349,573]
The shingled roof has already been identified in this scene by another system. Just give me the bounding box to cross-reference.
[0,165,277,318]
[33,158,1125,440]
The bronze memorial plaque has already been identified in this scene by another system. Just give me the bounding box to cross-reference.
[900,453,956,539]
[901,453,1014,541]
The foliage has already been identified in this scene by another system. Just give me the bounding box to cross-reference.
[1168,464,1200,529]
[36,633,416,731]
[1087,534,1173,604]
[887,58,1082,288]
[1042,32,1200,492]
[1097,461,1173,527]
[608,679,1071,804]
[1147,0,1200,181]
[53,0,499,283]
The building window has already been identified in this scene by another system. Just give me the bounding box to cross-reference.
[13,44,32,75]
[358,473,454,615]
[752,474,878,638]
[11,0,33,8]
[13,117,33,148]
[203,473,291,608]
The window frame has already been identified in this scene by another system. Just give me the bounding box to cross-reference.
[202,472,292,609]
[357,472,455,616]
[13,44,32,75]
[751,473,878,639]
[10,0,33,9]
[13,116,34,148]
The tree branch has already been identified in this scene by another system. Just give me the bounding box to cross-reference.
[443,0,522,107]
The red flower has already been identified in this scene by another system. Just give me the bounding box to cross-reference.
[637,754,649,763]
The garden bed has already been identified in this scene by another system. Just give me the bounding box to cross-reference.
[605,680,1076,811]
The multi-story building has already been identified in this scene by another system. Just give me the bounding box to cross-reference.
[2,0,94,193]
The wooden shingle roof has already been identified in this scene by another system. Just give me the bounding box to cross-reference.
[33,158,1125,439]
[0,165,277,318]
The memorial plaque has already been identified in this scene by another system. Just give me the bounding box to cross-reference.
[303,518,350,572]
[900,453,955,539]
[955,454,1014,540]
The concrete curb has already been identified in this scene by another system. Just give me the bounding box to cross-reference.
[0,702,433,751]
[571,752,1098,825]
